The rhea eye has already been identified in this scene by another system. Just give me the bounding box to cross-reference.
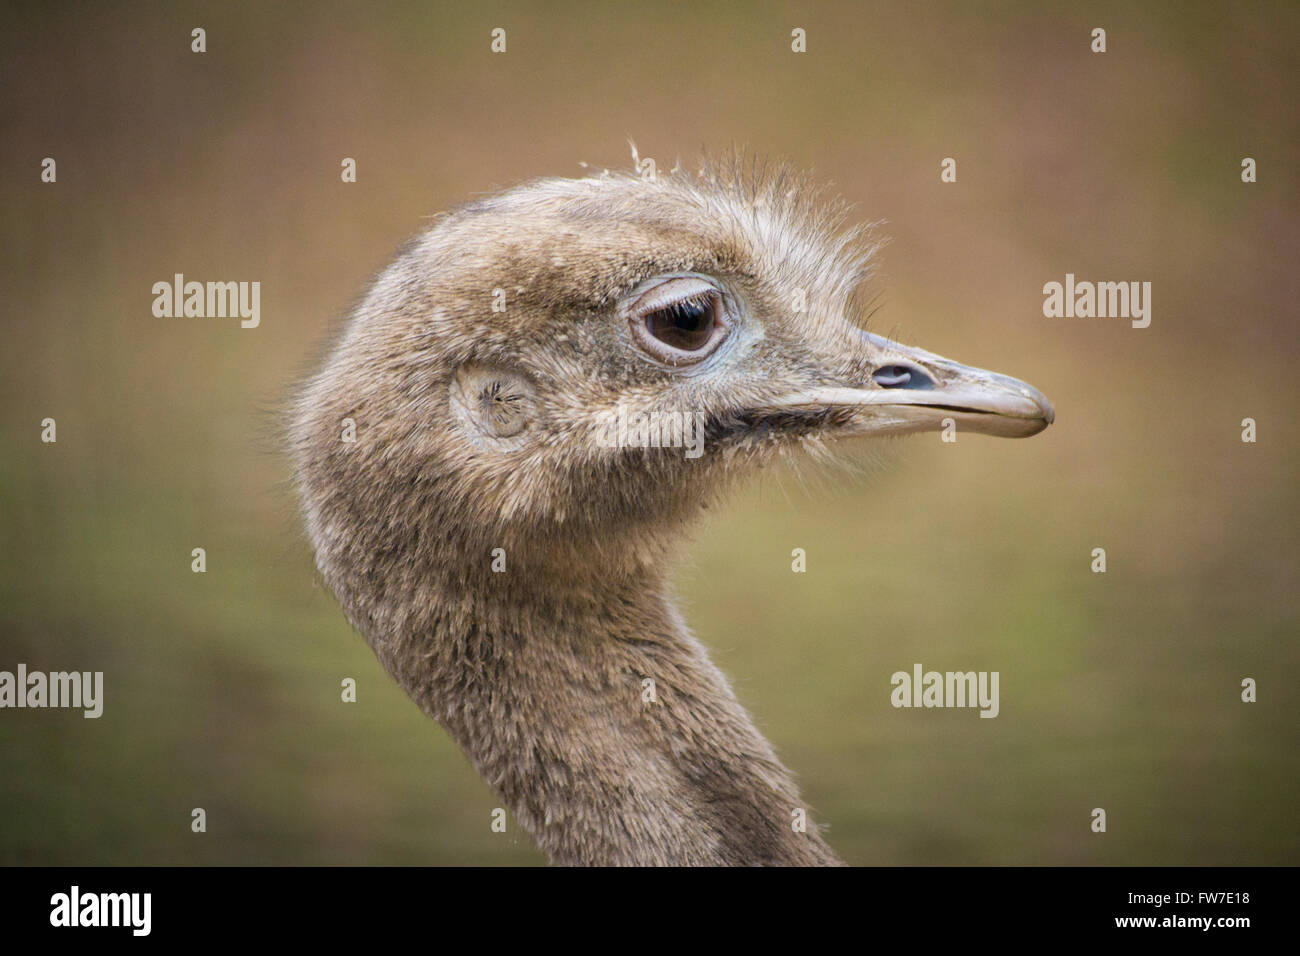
[626,275,730,366]
[646,295,715,350]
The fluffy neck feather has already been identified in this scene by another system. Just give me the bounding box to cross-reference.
[363,547,841,866]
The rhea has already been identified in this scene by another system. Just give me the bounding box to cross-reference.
[291,158,1054,866]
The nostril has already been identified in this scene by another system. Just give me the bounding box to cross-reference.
[872,364,935,390]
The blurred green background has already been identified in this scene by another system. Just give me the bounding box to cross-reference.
[1,1,1296,865]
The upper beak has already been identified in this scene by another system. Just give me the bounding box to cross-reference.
[765,332,1055,439]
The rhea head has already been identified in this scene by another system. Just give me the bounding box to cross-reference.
[293,155,1054,633]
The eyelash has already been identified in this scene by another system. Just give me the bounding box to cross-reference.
[666,295,711,316]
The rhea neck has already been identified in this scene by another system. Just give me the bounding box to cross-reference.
[362,516,842,866]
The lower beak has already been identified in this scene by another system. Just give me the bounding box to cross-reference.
[765,332,1055,439]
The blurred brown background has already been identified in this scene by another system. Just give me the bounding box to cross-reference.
[1,1,1296,864]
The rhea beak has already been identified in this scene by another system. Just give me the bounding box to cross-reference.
[766,332,1055,439]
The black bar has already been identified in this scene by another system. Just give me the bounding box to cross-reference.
[0,866,1279,941]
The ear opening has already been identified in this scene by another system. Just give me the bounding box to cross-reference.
[449,363,536,447]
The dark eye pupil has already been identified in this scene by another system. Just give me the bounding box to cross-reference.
[645,296,715,351]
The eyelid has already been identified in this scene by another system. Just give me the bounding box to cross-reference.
[632,276,722,317]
